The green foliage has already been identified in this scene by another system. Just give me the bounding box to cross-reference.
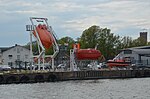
[58,36,75,52]
[119,36,148,48]
[131,37,147,47]
[25,41,53,55]
[58,36,75,45]
[148,42,150,45]
[120,36,133,48]
[98,28,121,59]
[45,47,53,55]
[79,25,121,59]
[78,25,149,59]
[24,26,149,60]
[80,25,100,48]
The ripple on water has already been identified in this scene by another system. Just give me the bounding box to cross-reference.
[0,78,150,99]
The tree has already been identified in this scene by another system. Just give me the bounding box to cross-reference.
[58,36,75,52]
[79,25,99,48]
[79,25,121,59]
[118,36,149,49]
[120,36,133,48]
[97,28,121,59]
[58,36,75,45]
[148,42,150,45]
[132,37,147,47]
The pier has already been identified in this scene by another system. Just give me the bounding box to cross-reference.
[0,69,150,84]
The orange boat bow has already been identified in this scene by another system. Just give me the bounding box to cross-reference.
[33,24,54,49]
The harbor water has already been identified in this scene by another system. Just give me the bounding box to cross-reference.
[0,78,150,99]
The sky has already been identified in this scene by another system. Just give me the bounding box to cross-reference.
[0,0,150,47]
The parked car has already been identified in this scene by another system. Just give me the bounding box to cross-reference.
[57,64,66,68]
[0,65,11,71]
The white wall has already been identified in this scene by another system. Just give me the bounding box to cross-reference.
[119,50,150,65]
[0,49,1,64]
[119,50,139,60]
[2,45,30,67]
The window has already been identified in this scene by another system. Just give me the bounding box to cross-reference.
[17,48,20,53]
[124,50,132,54]
[25,55,28,59]
[8,55,13,59]
[8,62,13,66]
[17,55,20,60]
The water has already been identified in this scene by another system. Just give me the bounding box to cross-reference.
[0,78,150,99]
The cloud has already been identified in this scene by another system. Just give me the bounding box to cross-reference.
[49,2,83,12]
[62,16,101,32]
[5,10,38,14]
[60,0,150,36]
[0,0,150,46]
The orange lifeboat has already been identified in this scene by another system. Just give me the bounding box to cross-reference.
[76,49,101,60]
[33,24,54,49]
[107,59,130,68]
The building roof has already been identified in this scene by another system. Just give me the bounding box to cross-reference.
[0,47,10,52]
[129,46,150,49]
[0,44,29,53]
[132,49,150,55]
[123,46,150,56]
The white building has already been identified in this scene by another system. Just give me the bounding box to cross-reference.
[117,46,150,67]
[0,44,31,68]
[0,47,8,64]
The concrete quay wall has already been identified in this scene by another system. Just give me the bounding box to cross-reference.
[0,70,150,84]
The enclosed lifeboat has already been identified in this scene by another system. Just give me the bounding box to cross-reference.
[75,49,101,60]
[73,43,101,60]
[33,24,54,49]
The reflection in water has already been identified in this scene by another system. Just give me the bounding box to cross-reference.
[0,78,150,99]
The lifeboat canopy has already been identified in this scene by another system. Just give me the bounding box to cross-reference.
[75,49,101,60]
[33,24,54,49]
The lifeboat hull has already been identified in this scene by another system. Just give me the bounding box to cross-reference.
[76,49,101,60]
[107,60,130,67]
[33,24,54,49]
